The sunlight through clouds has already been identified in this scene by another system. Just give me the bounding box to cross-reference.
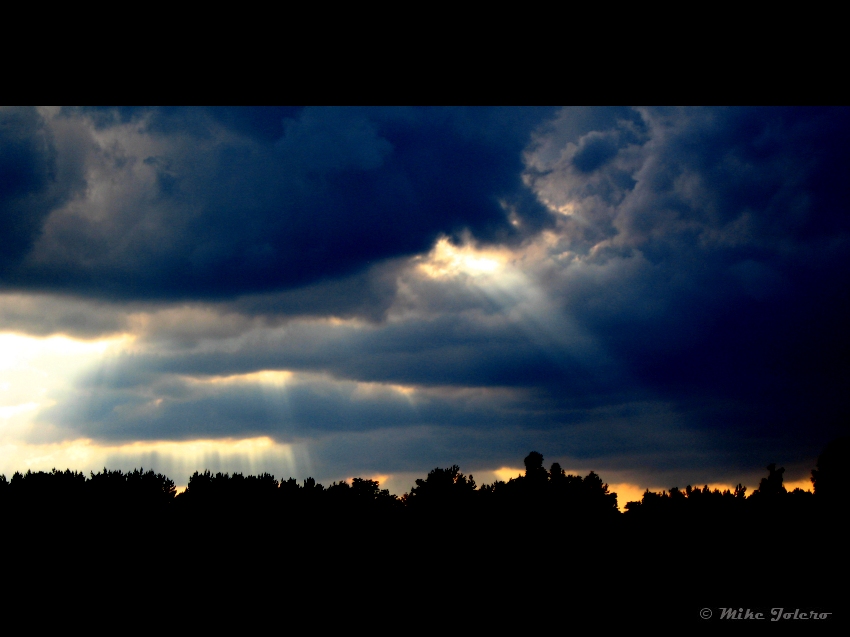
[181,369,420,407]
[492,467,524,482]
[416,237,510,279]
[187,370,296,386]
[0,107,845,497]
[0,332,134,440]
[411,234,606,373]
[0,436,307,484]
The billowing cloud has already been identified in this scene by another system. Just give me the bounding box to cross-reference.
[524,107,850,448]
[1,106,554,302]
[1,107,847,495]
[0,107,85,270]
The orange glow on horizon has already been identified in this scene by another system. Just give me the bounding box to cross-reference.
[493,467,524,482]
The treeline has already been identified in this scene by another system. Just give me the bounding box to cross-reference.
[0,451,620,521]
[2,439,847,522]
[622,463,815,521]
[625,437,849,520]
[4,439,847,622]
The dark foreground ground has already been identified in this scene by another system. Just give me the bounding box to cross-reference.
[5,504,845,632]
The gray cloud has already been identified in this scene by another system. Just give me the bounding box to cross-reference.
[3,106,554,302]
[0,293,130,338]
[0,107,85,271]
[3,107,847,489]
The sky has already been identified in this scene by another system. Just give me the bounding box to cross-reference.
[0,106,846,502]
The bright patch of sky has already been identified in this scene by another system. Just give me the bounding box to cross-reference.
[0,333,132,441]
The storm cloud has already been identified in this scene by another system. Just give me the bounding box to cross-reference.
[1,106,848,492]
[1,106,554,301]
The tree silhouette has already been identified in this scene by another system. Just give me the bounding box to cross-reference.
[523,451,548,483]
[752,463,786,499]
[811,436,850,506]
[580,470,619,516]
[406,465,476,512]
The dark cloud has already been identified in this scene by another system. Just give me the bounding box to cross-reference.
[527,106,850,458]
[2,107,555,302]
[0,293,130,338]
[42,369,541,442]
[64,309,624,403]
[5,107,849,488]
[0,107,82,271]
[571,130,622,173]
